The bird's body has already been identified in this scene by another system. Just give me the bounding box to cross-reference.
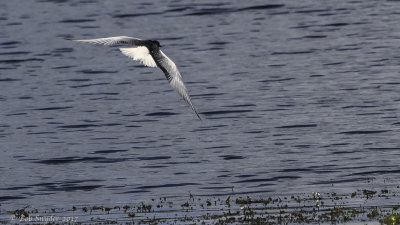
[72,36,201,120]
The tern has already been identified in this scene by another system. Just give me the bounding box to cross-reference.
[72,36,201,120]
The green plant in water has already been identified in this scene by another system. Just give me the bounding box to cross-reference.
[381,213,400,225]
[367,207,379,219]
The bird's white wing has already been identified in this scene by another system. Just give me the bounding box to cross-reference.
[120,47,157,68]
[73,36,141,46]
[158,50,201,120]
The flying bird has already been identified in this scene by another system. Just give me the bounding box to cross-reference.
[72,36,201,120]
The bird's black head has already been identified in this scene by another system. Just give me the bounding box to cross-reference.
[154,40,162,48]
[147,40,162,52]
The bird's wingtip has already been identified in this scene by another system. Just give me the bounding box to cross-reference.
[64,38,78,41]
[194,111,202,120]
[71,39,85,42]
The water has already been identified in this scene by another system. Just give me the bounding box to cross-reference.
[1,0,400,219]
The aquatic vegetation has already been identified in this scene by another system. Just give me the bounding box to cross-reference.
[367,207,379,219]
[363,189,378,199]
[2,188,400,224]
[137,202,152,213]
[381,213,400,225]
[8,206,29,219]
[122,205,130,212]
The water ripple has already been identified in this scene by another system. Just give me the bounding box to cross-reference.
[234,176,301,184]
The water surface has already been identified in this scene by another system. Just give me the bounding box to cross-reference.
[1,0,400,218]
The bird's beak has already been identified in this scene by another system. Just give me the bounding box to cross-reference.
[159,45,163,47]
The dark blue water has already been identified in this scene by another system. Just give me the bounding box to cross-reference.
[1,0,400,216]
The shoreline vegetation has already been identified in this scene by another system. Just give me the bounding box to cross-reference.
[2,188,400,225]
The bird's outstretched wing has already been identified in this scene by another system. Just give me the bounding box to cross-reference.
[120,47,157,68]
[73,36,141,46]
[73,36,157,68]
[158,50,201,120]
